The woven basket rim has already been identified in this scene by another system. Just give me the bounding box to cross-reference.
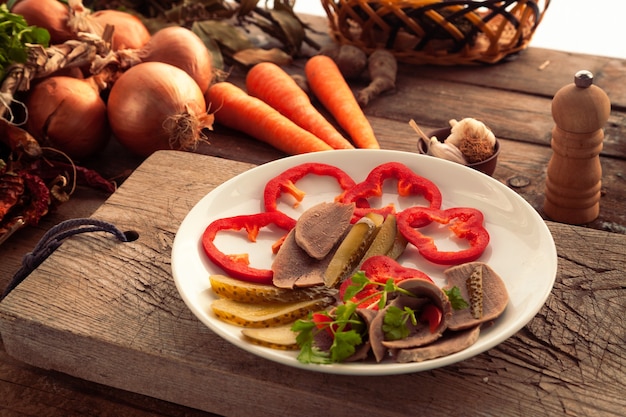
[320,0,551,65]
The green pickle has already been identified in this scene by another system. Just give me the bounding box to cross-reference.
[323,212,384,288]
[359,214,399,265]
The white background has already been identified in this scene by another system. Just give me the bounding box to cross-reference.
[293,1,626,60]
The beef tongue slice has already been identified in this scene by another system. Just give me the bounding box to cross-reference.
[443,262,509,331]
[271,229,328,289]
[295,202,354,260]
[393,325,481,363]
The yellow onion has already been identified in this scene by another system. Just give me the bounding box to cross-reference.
[87,9,150,50]
[138,26,213,93]
[107,61,214,157]
[25,76,110,159]
[66,1,150,50]
[11,0,75,44]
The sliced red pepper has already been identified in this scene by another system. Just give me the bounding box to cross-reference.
[339,255,433,309]
[397,207,490,265]
[201,211,296,284]
[420,304,443,334]
[312,312,337,336]
[339,162,442,222]
[263,162,356,216]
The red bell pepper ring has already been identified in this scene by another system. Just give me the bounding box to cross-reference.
[201,211,296,284]
[339,162,442,222]
[263,162,356,216]
[397,207,490,265]
[339,255,433,309]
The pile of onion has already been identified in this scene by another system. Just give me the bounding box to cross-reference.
[13,1,215,159]
[107,62,214,157]
[25,75,110,160]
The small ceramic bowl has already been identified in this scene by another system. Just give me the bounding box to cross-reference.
[417,127,500,176]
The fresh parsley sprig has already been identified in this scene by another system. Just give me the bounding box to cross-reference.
[382,305,417,341]
[444,286,470,310]
[0,4,50,80]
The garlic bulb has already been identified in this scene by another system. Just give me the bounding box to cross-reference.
[446,118,496,163]
[427,137,467,165]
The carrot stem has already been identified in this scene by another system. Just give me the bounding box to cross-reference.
[246,62,354,150]
[305,55,380,149]
[206,82,334,155]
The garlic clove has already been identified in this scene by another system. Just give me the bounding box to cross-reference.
[427,137,468,165]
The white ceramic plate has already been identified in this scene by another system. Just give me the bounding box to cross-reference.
[171,149,557,375]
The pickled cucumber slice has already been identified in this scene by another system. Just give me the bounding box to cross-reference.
[358,214,398,267]
[242,325,299,350]
[211,297,333,328]
[324,212,384,288]
[210,274,336,304]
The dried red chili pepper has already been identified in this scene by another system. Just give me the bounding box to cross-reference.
[397,207,489,265]
[263,162,356,216]
[339,162,442,222]
[28,160,116,194]
[19,171,50,225]
[0,172,24,222]
[201,211,296,284]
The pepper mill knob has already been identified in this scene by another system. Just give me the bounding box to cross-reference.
[543,70,611,224]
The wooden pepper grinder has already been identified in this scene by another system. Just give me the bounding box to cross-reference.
[544,70,611,224]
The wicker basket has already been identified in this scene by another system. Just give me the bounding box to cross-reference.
[320,0,551,65]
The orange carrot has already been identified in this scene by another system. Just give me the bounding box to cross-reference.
[246,62,354,150]
[305,55,380,149]
[206,82,334,155]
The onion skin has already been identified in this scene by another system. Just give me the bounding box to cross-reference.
[139,26,213,93]
[89,9,151,50]
[11,0,75,44]
[107,62,214,157]
[25,76,110,160]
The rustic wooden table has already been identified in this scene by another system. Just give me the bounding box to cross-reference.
[1,16,625,417]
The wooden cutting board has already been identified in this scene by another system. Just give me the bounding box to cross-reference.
[0,150,623,417]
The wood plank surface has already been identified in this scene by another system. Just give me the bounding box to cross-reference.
[1,150,624,417]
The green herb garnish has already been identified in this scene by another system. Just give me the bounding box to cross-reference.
[444,286,470,310]
[0,4,50,80]
[382,305,417,341]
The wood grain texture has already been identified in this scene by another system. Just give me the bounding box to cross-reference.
[1,151,624,417]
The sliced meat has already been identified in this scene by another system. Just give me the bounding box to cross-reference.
[367,308,389,363]
[393,325,481,363]
[381,297,440,349]
[381,279,452,349]
[367,278,453,360]
[272,229,330,289]
[295,202,354,260]
[344,308,378,362]
[443,262,509,331]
